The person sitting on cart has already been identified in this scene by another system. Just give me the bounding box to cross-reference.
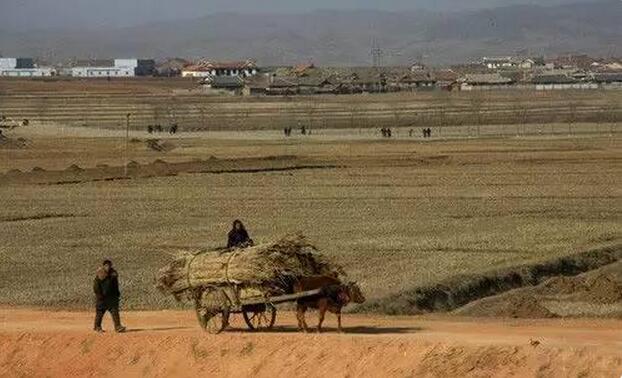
[227,219,254,249]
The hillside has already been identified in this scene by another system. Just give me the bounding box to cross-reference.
[0,0,604,31]
[0,1,619,65]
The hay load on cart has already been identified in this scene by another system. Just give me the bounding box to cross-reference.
[156,234,346,333]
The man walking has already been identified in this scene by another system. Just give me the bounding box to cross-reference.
[93,259,126,333]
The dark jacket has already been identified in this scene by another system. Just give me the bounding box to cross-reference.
[227,228,253,249]
[94,268,120,306]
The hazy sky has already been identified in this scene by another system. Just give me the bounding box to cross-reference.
[0,0,598,31]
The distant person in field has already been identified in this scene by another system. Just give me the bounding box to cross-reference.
[93,259,126,333]
[227,219,254,249]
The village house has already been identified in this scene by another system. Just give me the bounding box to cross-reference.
[264,76,300,96]
[460,73,514,91]
[591,73,622,89]
[206,76,246,94]
[242,75,271,96]
[155,58,190,77]
[433,69,460,91]
[482,57,517,70]
[531,73,597,90]
[291,63,315,77]
[395,71,437,91]
[410,62,426,72]
[182,59,258,78]
[297,76,337,95]
[519,59,536,70]
[335,71,388,94]
[550,54,597,70]
[482,56,541,70]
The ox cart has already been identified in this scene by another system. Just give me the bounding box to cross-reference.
[156,235,346,333]
[194,284,322,333]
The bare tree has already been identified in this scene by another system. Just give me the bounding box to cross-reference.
[239,107,251,130]
[434,91,450,138]
[163,96,178,131]
[469,94,484,137]
[275,102,290,131]
[153,103,164,126]
[195,100,216,132]
[305,100,318,133]
[390,101,404,131]
[567,101,579,136]
[604,97,619,136]
[513,102,528,136]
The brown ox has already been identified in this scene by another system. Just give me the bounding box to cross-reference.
[294,276,365,333]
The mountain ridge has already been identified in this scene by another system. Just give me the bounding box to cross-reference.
[0,1,619,66]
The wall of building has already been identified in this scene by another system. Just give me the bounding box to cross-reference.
[181,70,211,78]
[0,68,54,77]
[0,58,17,69]
[114,59,138,68]
[15,58,34,69]
[535,83,599,91]
[71,67,134,77]
[460,83,515,91]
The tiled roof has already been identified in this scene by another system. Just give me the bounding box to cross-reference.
[211,76,245,88]
[399,71,436,83]
[74,59,114,67]
[462,73,513,85]
[592,73,622,83]
[192,59,257,70]
[531,74,577,84]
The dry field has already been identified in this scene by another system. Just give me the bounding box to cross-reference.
[1,78,621,131]
[1,122,620,312]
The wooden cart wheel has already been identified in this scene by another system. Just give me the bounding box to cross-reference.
[243,305,276,331]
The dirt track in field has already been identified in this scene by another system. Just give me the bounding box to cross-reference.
[1,308,621,377]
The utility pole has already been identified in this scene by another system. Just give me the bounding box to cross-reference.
[370,37,384,67]
[124,113,130,176]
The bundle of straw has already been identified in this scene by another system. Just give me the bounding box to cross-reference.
[156,234,344,300]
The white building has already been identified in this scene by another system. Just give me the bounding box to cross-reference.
[0,57,55,77]
[519,59,536,69]
[182,60,257,78]
[0,58,17,69]
[70,66,135,78]
[482,57,517,69]
[70,59,154,77]
[0,67,55,77]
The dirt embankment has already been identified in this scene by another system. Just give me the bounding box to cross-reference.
[0,155,337,186]
[359,244,622,318]
[455,260,622,318]
[1,309,621,378]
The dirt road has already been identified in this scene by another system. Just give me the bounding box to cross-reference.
[1,308,621,377]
